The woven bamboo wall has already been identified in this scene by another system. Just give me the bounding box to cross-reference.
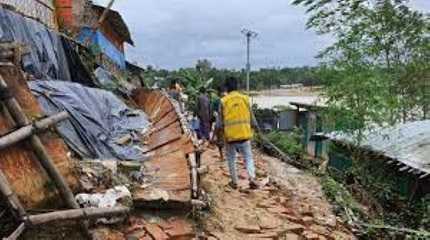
[0,0,57,29]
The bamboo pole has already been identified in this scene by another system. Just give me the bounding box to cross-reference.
[0,76,90,238]
[420,173,429,179]
[0,171,26,218]
[0,77,78,209]
[0,50,14,60]
[258,134,306,169]
[357,222,430,237]
[0,111,69,150]
[188,153,198,199]
[2,207,129,240]
[26,206,129,225]
[4,222,25,240]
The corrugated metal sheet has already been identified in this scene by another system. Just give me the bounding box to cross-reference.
[132,89,196,206]
[327,121,430,175]
[279,110,297,131]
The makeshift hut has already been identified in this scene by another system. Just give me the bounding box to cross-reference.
[0,3,201,239]
[322,120,430,197]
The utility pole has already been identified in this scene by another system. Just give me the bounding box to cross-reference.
[241,29,258,94]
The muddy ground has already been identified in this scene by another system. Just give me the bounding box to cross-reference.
[199,146,355,240]
[18,145,355,240]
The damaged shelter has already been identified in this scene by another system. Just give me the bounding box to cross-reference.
[319,120,430,198]
[0,1,200,239]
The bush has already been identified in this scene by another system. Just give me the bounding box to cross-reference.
[266,129,304,160]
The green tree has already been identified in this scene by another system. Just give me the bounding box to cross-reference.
[178,69,213,112]
[293,0,430,134]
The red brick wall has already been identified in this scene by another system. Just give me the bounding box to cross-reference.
[55,0,74,29]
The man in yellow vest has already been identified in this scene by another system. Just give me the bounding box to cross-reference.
[219,76,259,189]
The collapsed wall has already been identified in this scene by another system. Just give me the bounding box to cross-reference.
[132,89,197,207]
[0,3,199,212]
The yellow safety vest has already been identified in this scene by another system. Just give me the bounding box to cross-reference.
[221,91,253,142]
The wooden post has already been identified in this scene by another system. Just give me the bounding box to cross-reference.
[0,111,69,150]
[0,171,26,218]
[188,153,198,199]
[0,76,91,238]
[0,50,14,60]
[2,207,129,240]
[26,206,129,225]
[0,77,77,208]
[4,222,25,240]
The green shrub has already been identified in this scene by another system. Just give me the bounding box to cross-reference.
[266,129,304,160]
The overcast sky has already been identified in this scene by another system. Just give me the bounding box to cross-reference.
[96,0,429,70]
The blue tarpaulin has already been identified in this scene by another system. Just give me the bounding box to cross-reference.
[77,27,126,69]
[0,6,71,80]
[30,81,150,161]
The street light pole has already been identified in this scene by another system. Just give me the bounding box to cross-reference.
[241,29,258,94]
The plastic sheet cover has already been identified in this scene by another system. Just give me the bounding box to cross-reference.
[61,37,97,87]
[77,27,126,69]
[0,7,71,81]
[29,81,151,161]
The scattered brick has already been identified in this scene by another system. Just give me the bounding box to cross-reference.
[258,215,283,230]
[144,224,169,240]
[310,225,330,236]
[126,230,146,240]
[284,233,300,240]
[303,231,320,240]
[164,219,194,239]
[157,219,173,231]
[302,216,314,226]
[267,205,288,215]
[256,201,272,209]
[234,224,261,234]
[247,231,279,239]
[285,215,302,224]
[284,223,305,234]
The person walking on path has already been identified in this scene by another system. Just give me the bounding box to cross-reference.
[211,87,227,161]
[218,76,259,189]
[197,87,211,141]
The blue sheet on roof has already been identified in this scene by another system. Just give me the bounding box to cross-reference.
[29,80,150,161]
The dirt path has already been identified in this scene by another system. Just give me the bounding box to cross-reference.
[200,147,355,240]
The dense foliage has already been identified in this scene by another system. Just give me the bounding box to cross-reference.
[327,144,430,238]
[142,64,322,91]
[265,130,304,160]
[294,0,429,134]
[293,0,430,238]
